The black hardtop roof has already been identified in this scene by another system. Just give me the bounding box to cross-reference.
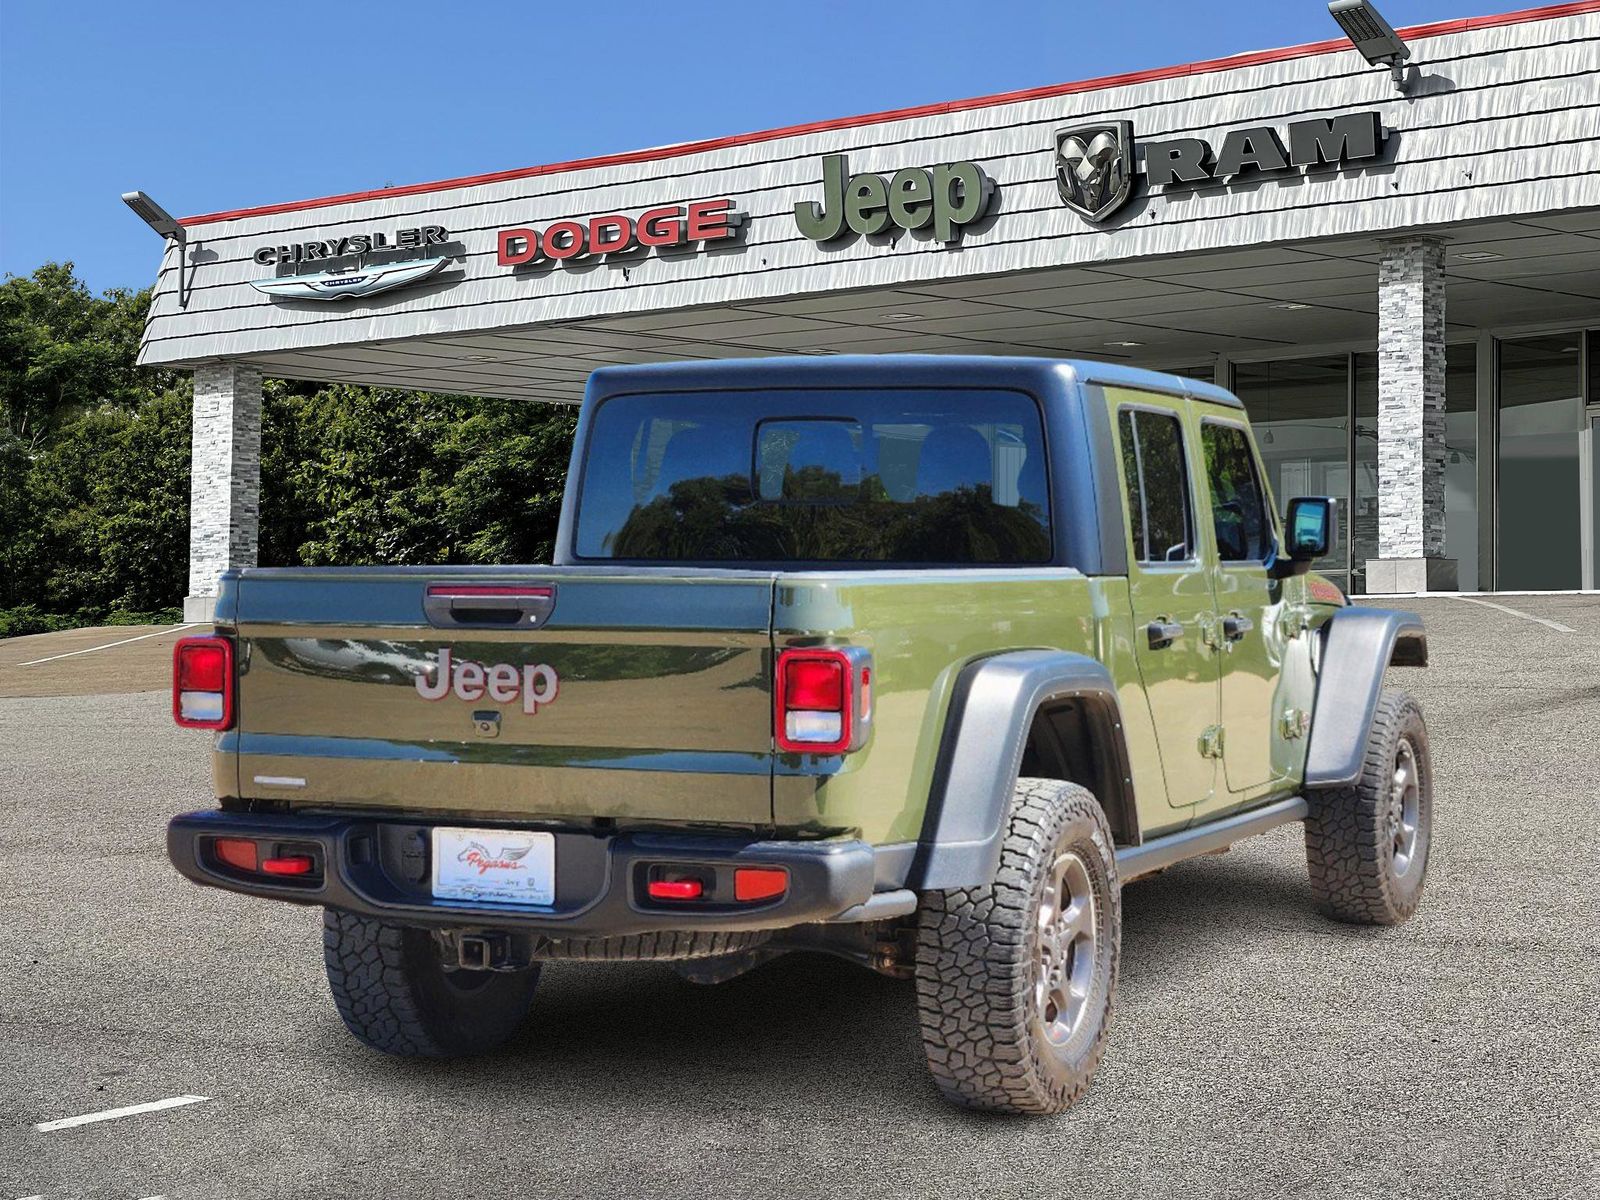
[584,354,1242,409]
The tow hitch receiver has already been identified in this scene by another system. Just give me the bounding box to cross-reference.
[452,932,519,972]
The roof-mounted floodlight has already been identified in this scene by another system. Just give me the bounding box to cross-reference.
[1329,0,1414,91]
[122,191,185,242]
[122,191,191,308]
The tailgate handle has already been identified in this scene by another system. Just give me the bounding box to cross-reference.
[424,585,556,629]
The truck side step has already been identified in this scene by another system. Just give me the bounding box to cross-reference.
[1115,796,1310,882]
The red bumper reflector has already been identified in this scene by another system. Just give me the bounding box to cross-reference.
[261,855,315,876]
[734,867,789,902]
[646,878,703,901]
[213,838,257,872]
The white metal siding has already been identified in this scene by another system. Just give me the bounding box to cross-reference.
[138,14,1600,367]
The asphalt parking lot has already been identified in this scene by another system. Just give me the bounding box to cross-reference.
[2,596,1597,1200]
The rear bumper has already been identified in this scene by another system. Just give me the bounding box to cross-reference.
[167,809,900,936]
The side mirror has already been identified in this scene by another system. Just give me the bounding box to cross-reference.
[1282,497,1338,574]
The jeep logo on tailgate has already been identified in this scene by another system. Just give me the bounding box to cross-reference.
[415,647,559,715]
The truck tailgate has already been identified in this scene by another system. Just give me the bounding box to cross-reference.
[226,568,777,825]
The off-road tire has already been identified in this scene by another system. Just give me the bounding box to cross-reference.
[1305,689,1433,925]
[323,909,540,1057]
[537,930,771,962]
[914,779,1120,1114]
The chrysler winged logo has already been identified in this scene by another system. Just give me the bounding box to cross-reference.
[250,256,450,301]
[1055,121,1135,222]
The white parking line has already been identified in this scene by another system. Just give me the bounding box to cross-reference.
[16,624,197,667]
[1443,594,1575,633]
[33,1094,209,1133]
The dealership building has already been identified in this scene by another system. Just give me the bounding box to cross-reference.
[132,2,1600,618]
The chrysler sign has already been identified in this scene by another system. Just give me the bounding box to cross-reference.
[1055,111,1389,223]
[250,225,455,301]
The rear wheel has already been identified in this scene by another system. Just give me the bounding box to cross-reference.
[914,779,1120,1114]
[1304,689,1433,925]
[322,909,540,1057]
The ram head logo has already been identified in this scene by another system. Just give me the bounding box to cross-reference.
[1055,121,1135,222]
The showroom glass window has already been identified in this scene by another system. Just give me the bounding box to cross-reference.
[1498,336,1584,590]
[1591,330,1600,590]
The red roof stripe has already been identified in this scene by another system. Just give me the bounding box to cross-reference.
[179,1,1600,227]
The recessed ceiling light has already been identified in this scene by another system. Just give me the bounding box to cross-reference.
[1269,302,1313,310]
[1104,340,1144,348]
[883,312,922,321]
[1456,251,1503,262]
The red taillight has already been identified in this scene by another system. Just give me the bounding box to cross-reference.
[173,636,234,730]
[646,878,703,901]
[177,644,226,691]
[776,648,856,754]
[785,658,844,711]
[213,837,257,872]
[261,855,314,876]
[734,867,788,902]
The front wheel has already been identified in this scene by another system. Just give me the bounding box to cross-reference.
[1304,689,1434,925]
[322,910,540,1057]
[914,779,1121,1114]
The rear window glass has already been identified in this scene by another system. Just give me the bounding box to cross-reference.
[573,389,1051,564]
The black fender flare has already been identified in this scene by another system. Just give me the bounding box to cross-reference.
[1304,607,1428,789]
[906,650,1135,892]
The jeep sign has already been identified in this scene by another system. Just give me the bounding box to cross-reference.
[794,154,994,244]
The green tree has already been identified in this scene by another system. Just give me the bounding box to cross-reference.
[444,400,576,565]
[24,389,191,612]
[1,262,579,630]
[0,262,179,449]
[0,428,45,607]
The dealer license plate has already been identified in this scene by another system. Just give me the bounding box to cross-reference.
[431,827,555,906]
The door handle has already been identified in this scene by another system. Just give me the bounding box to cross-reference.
[1146,620,1185,649]
[1222,613,1254,642]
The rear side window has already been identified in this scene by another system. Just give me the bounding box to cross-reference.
[1118,408,1195,563]
[1202,422,1272,562]
[574,389,1051,564]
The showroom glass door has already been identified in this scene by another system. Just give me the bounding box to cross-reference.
[1589,412,1600,590]
[1497,335,1585,591]
[1588,331,1600,591]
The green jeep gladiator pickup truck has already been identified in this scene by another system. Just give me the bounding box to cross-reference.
[168,355,1432,1114]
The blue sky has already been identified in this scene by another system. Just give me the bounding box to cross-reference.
[0,0,1524,294]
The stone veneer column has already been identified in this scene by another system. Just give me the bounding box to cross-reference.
[185,362,263,621]
[1367,237,1455,594]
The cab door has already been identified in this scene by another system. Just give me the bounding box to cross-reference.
[1194,410,1286,803]
[1106,388,1220,811]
